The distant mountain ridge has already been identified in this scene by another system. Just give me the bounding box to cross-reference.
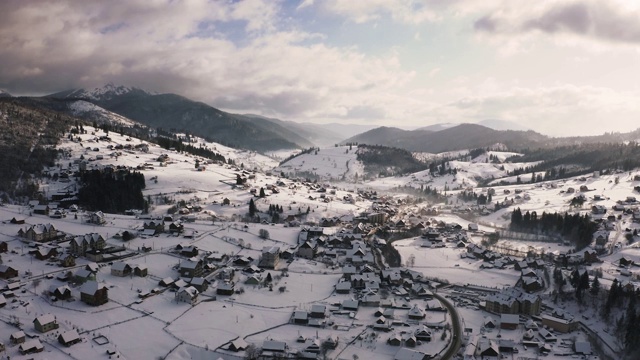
[343,123,549,152]
[49,85,310,152]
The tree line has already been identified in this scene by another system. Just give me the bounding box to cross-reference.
[510,208,597,249]
[78,169,146,213]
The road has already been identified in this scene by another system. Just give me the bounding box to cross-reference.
[434,292,462,360]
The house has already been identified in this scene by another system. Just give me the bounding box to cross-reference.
[33,314,59,333]
[574,341,592,355]
[336,281,352,294]
[33,204,50,215]
[58,330,81,347]
[10,217,25,225]
[168,222,184,234]
[404,335,418,347]
[143,220,165,234]
[177,244,198,257]
[80,281,109,306]
[217,282,235,295]
[297,240,317,259]
[538,327,558,342]
[0,265,18,279]
[19,339,44,355]
[69,233,105,256]
[228,338,248,352]
[134,264,148,277]
[111,262,132,277]
[425,299,445,312]
[387,333,403,346]
[245,275,262,285]
[60,254,76,267]
[324,335,339,349]
[51,285,72,300]
[500,314,519,330]
[10,330,25,344]
[414,326,432,341]
[180,260,204,278]
[293,310,309,325]
[18,223,57,242]
[262,340,287,354]
[541,314,577,333]
[175,286,199,305]
[259,246,280,269]
[189,277,208,292]
[342,299,359,311]
[476,338,500,358]
[159,277,175,287]
[74,268,95,283]
[88,211,106,225]
[310,304,327,318]
[407,305,425,320]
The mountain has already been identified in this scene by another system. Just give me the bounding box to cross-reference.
[417,120,528,132]
[48,85,311,152]
[343,124,549,153]
[243,114,343,147]
[477,119,530,131]
[0,90,11,98]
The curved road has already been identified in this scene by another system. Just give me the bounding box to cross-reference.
[434,292,462,360]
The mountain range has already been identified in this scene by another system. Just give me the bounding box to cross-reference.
[0,83,628,155]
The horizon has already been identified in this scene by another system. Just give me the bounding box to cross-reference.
[2,1,640,136]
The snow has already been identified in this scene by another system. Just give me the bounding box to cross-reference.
[275,146,364,182]
[68,100,137,127]
[2,123,637,359]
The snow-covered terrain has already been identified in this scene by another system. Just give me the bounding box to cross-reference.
[1,121,638,359]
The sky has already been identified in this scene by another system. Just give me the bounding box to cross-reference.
[2,0,640,137]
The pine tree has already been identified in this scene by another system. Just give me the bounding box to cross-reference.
[249,198,256,217]
[259,187,266,197]
[590,275,600,295]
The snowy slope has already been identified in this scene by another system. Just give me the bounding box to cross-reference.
[69,100,138,127]
[275,146,364,182]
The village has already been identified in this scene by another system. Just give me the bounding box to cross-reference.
[0,126,637,360]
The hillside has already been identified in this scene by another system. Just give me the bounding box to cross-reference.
[0,97,75,198]
[49,85,311,152]
[242,114,343,147]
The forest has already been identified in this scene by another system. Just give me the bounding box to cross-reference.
[77,169,146,213]
[510,208,597,249]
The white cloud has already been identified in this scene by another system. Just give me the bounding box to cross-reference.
[473,0,640,48]
[319,0,440,24]
[437,84,640,136]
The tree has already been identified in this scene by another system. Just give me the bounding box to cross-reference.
[194,159,200,169]
[259,187,266,197]
[591,275,601,295]
[248,198,256,217]
[244,344,259,360]
[259,229,270,239]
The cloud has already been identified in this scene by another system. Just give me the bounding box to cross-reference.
[438,84,640,136]
[316,0,440,24]
[474,0,640,45]
[0,0,415,122]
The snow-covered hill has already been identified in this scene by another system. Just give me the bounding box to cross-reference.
[275,146,364,182]
[69,100,138,127]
